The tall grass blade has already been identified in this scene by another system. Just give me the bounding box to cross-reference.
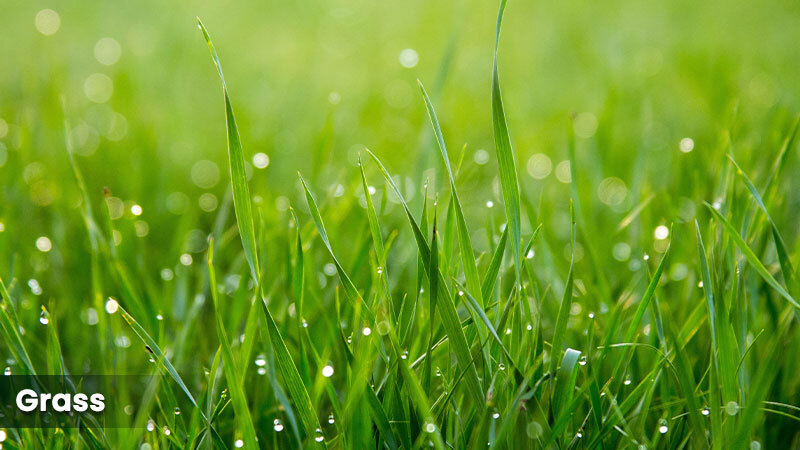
[492,0,523,281]
[198,18,260,281]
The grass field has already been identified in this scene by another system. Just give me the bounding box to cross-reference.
[1,0,800,448]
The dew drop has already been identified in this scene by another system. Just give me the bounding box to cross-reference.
[174,407,180,415]
[163,426,171,436]
[498,363,505,371]
[301,318,308,328]
[579,356,587,366]
[146,420,155,432]
[492,410,500,419]
[401,350,408,360]
[273,419,284,432]
[234,439,244,448]
[701,406,710,416]
[658,418,668,434]
[376,267,383,275]
[322,365,334,378]
[362,327,372,336]
[425,422,436,433]
[526,323,533,331]
[435,367,441,377]
[328,414,335,424]
[725,401,739,416]
[39,309,50,325]
[4,367,10,376]
[314,428,324,442]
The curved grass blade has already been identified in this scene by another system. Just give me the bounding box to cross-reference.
[207,242,258,448]
[260,296,326,447]
[199,19,324,446]
[198,18,260,281]
[359,159,395,316]
[299,174,375,324]
[492,0,523,281]
[728,155,798,295]
[705,203,799,308]
[454,280,519,376]
[552,348,581,420]
[119,306,226,449]
[418,80,484,307]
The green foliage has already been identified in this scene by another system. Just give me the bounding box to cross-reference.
[1,0,800,448]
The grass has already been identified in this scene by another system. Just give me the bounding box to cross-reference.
[2,0,800,448]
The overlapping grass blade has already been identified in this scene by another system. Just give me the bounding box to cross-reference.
[299,174,374,321]
[705,203,799,308]
[199,19,324,446]
[206,242,258,448]
[418,80,484,307]
[365,149,485,406]
[728,155,798,295]
[551,348,581,418]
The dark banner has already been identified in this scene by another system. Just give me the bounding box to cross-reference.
[0,375,162,428]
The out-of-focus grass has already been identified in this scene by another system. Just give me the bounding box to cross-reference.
[1,0,800,448]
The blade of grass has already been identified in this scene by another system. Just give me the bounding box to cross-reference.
[705,203,799,308]
[198,18,260,281]
[207,241,258,448]
[299,174,374,323]
[418,80,484,307]
[365,149,485,406]
[492,0,523,282]
[550,202,576,378]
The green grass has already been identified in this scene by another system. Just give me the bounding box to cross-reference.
[2,0,800,448]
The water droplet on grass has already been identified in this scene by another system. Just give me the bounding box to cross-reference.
[273,419,284,432]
